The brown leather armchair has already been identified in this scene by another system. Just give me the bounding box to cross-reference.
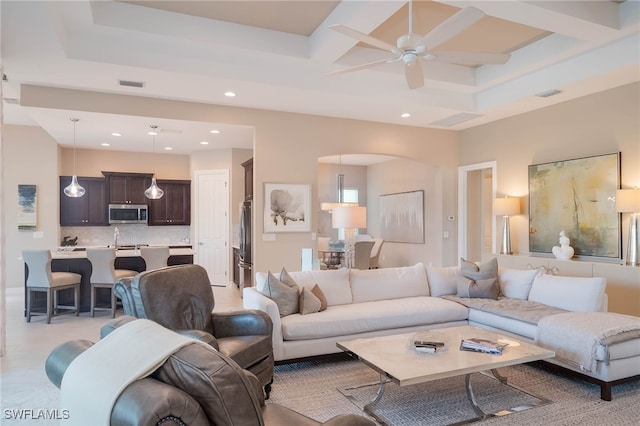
[112,264,275,397]
[45,319,375,426]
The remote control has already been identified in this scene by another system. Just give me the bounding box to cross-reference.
[414,340,444,347]
[415,346,436,353]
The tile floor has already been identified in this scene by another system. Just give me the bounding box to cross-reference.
[0,284,244,425]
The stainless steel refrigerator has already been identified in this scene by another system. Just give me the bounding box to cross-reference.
[238,200,252,289]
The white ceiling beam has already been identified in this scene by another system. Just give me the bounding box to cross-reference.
[475,34,640,113]
[437,0,621,40]
[88,0,309,59]
[309,0,405,63]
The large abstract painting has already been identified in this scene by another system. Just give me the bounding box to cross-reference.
[528,152,620,259]
[18,184,37,230]
[380,190,424,244]
[264,183,311,233]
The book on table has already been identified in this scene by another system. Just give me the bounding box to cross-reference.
[459,338,508,355]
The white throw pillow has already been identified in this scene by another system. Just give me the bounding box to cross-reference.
[425,266,459,297]
[528,274,606,312]
[498,268,540,300]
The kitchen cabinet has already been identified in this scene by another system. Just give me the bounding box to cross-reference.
[242,158,253,200]
[148,180,191,225]
[59,176,109,226]
[103,171,152,205]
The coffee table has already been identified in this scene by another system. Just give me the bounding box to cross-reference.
[336,325,555,425]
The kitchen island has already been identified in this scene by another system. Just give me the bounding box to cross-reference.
[24,247,195,314]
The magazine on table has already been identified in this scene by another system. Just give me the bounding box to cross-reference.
[459,338,508,355]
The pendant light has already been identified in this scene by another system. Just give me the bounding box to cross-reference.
[63,118,86,198]
[144,124,164,199]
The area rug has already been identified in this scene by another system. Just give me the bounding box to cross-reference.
[267,356,640,425]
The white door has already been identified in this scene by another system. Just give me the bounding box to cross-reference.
[195,170,229,285]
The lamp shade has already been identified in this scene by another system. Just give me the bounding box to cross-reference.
[495,197,520,216]
[616,189,640,213]
[332,206,366,229]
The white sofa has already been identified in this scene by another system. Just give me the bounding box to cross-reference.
[243,262,640,400]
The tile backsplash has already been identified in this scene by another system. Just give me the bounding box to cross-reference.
[60,225,191,247]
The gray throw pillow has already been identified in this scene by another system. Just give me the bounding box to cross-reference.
[299,287,322,315]
[259,271,299,317]
[457,257,499,299]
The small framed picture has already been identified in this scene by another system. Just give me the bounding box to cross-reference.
[264,183,311,233]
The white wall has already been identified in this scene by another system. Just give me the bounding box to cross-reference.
[460,82,640,259]
[2,125,61,288]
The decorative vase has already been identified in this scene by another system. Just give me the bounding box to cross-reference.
[552,231,574,260]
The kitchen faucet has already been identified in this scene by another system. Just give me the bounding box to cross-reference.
[113,227,120,249]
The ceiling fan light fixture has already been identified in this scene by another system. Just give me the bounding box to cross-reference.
[63,118,86,198]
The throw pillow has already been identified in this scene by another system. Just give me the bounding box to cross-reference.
[299,287,322,315]
[279,267,300,290]
[259,271,299,317]
[310,284,327,311]
[456,257,499,299]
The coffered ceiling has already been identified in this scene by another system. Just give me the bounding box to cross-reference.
[1,1,638,156]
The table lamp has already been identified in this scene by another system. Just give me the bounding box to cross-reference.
[616,189,640,266]
[495,196,520,255]
[332,206,366,268]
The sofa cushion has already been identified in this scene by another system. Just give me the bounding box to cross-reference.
[259,272,299,317]
[457,258,499,299]
[350,263,429,303]
[425,265,459,297]
[287,269,352,306]
[280,297,468,341]
[498,268,540,300]
[528,274,606,312]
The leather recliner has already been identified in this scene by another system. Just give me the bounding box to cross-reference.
[45,319,376,426]
[113,264,275,397]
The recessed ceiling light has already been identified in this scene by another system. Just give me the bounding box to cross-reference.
[200,141,209,145]
[400,113,411,118]
[164,147,173,150]
[209,129,220,134]
[101,143,110,147]
[224,91,236,97]
[111,132,122,137]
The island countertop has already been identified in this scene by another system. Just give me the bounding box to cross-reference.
[51,246,195,259]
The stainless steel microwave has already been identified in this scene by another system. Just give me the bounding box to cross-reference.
[108,204,148,224]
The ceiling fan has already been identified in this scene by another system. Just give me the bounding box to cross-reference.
[328,1,511,89]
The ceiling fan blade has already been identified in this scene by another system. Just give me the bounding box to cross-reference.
[329,24,400,54]
[429,51,511,65]
[404,63,424,90]
[419,6,485,50]
[327,57,400,76]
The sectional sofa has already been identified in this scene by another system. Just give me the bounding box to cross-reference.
[243,262,640,400]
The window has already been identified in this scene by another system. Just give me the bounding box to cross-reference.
[338,188,359,241]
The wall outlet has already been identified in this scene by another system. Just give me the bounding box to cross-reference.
[32,231,44,239]
[263,233,276,241]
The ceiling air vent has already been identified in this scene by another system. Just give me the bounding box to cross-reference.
[118,80,144,88]
[535,89,562,98]
[429,112,482,127]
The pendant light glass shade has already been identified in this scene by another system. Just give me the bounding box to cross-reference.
[145,125,164,200]
[64,118,86,198]
[145,177,164,199]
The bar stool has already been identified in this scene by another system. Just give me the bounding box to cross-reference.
[86,247,137,318]
[22,250,80,324]
[140,246,170,271]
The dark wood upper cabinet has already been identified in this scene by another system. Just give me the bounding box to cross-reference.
[242,158,253,200]
[148,180,191,226]
[103,171,152,205]
[60,176,109,226]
